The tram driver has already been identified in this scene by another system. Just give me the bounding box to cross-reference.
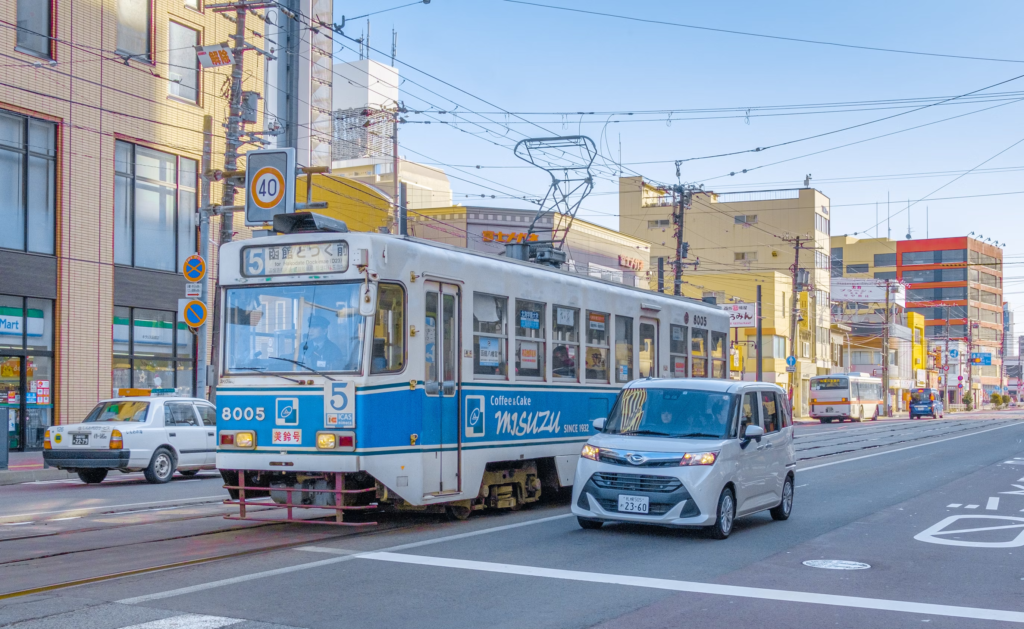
[303,315,351,371]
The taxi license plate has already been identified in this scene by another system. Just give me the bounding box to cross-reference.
[617,495,649,514]
[72,434,88,446]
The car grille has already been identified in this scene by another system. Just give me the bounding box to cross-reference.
[590,472,682,493]
[596,498,674,515]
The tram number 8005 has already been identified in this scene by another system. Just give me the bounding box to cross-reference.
[221,407,266,421]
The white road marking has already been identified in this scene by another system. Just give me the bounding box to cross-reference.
[118,614,242,629]
[966,505,979,509]
[0,496,226,521]
[117,513,574,604]
[1,521,33,526]
[49,516,81,522]
[295,546,359,556]
[799,422,1024,472]
[1004,461,1024,465]
[947,504,962,508]
[359,552,1024,623]
[987,497,1000,510]
[915,515,1024,548]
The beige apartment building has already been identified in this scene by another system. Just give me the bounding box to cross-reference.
[0,1,263,450]
[620,179,834,415]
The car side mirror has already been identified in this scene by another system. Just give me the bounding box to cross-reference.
[741,424,764,448]
[592,417,606,432]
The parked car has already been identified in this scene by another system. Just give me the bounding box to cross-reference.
[43,397,218,484]
[909,388,944,419]
[572,379,796,539]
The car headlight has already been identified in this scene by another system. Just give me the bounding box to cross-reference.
[680,451,718,466]
[581,444,600,461]
[234,431,255,448]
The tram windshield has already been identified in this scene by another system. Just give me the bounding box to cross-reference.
[224,283,365,374]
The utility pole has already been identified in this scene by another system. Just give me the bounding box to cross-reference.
[198,116,213,401]
[943,305,950,405]
[219,3,247,245]
[882,280,891,417]
[392,109,400,233]
[755,283,763,382]
[782,235,817,401]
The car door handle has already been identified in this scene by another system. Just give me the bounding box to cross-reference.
[168,432,176,437]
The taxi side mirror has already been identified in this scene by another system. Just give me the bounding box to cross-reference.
[592,417,606,431]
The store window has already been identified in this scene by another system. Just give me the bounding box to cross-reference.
[552,306,579,381]
[0,295,53,451]
[0,111,56,254]
[16,0,52,58]
[371,284,405,374]
[584,311,609,383]
[113,306,193,397]
[514,299,544,379]
[691,328,708,377]
[117,0,152,62]
[615,315,633,383]
[669,324,687,377]
[168,22,199,103]
[473,293,506,377]
[114,141,197,271]
[711,331,727,378]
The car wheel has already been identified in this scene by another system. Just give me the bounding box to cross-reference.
[77,469,108,484]
[770,476,794,521]
[872,407,879,421]
[577,516,604,530]
[144,448,175,484]
[178,470,200,477]
[708,487,735,540]
[822,418,832,424]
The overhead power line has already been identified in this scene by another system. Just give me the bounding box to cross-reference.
[503,0,1024,64]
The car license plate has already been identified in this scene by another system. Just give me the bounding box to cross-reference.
[617,495,649,514]
[72,434,88,446]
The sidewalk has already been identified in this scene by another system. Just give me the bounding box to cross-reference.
[0,451,70,486]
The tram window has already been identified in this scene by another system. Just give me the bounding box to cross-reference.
[552,306,579,381]
[473,293,507,377]
[670,324,687,377]
[639,321,656,378]
[615,315,634,383]
[371,284,405,374]
[711,331,727,379]
[691,328,708,378]
[515,299,545,379]
[584,311,609,383]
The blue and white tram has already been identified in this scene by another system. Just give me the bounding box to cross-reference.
[214,226,730,522]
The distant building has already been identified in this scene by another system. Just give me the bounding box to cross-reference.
[1004,302,1014,357]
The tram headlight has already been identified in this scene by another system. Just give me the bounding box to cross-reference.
[581,444,600,461]
[234,431,255,449]
[317,433,337,449]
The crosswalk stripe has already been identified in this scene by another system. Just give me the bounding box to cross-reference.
[118,614,242,629]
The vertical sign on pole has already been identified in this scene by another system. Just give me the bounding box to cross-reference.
[244,148,296,226]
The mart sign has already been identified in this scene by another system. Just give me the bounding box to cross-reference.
[0,307,43,337]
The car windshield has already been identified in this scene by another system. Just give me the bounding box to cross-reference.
[83,401,150,422]
[911,390,934,403]
[604,387,736,438]
[225,283,365,374]
[812,377,848,390]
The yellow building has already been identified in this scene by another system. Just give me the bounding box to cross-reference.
[830,235,898,280]
[0,0,264,448]
[620,180,833,416]
[296,174,393,234]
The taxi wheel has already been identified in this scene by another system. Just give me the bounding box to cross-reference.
[709,487,735,540]
[178,470,200,477]
[77,469,107,484]
[145,448,176,484]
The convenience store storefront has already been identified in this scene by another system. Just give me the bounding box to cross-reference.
[1,296,54,451]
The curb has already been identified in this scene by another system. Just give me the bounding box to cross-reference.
[0,468,71,486]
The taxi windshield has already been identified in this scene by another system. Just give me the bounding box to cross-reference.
[604,388,736,439]
[83,401,150,422]
[225,283,365,374]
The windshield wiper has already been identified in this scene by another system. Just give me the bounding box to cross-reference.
[231,366,303,384]
[620,429,673,437]
[269,357,337,381]
[669,432,723,439]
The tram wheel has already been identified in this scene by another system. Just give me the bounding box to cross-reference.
[447,505,472,521]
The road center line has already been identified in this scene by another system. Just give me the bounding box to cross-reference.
[800,421,1023,472]
[117,513,573,604]
[359,552,1024,623]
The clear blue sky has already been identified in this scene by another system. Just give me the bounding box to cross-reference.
[333,0,1024,319]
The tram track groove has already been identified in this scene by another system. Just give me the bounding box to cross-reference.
[794,419,1015,460]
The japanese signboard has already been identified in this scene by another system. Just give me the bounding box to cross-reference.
[725,302,758,329]
[243,242,349,277]
[831,278,906,307]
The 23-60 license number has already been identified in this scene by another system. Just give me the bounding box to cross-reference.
[221,407,265,421]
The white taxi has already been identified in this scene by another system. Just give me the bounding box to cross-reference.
[42,397,218,484]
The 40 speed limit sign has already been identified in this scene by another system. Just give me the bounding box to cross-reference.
[244,148,295,225]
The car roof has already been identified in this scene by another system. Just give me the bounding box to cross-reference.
[94,397,213,405]
[623,378,784,394]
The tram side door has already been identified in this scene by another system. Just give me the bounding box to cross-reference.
[423,282,461,495]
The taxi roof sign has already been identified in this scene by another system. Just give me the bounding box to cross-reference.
[117,388,152,397]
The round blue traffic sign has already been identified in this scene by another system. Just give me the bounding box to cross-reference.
[183,299,207,328]
[182,254,207,282]
[948,349,959,358]
[786,356,797,367]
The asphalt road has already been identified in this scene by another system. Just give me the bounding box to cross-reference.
[2,413,1023,629]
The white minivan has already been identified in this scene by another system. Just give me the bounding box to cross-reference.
[572,379,796,539]
[43,397,218,484]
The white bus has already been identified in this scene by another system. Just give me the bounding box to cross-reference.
[809,373,883,423]
[214,224,730,524]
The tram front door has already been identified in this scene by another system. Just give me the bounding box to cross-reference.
[423,282,461,495]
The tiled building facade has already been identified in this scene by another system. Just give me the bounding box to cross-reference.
[0,0,262,449]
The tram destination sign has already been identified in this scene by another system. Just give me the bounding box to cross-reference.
[242,241,349,277]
